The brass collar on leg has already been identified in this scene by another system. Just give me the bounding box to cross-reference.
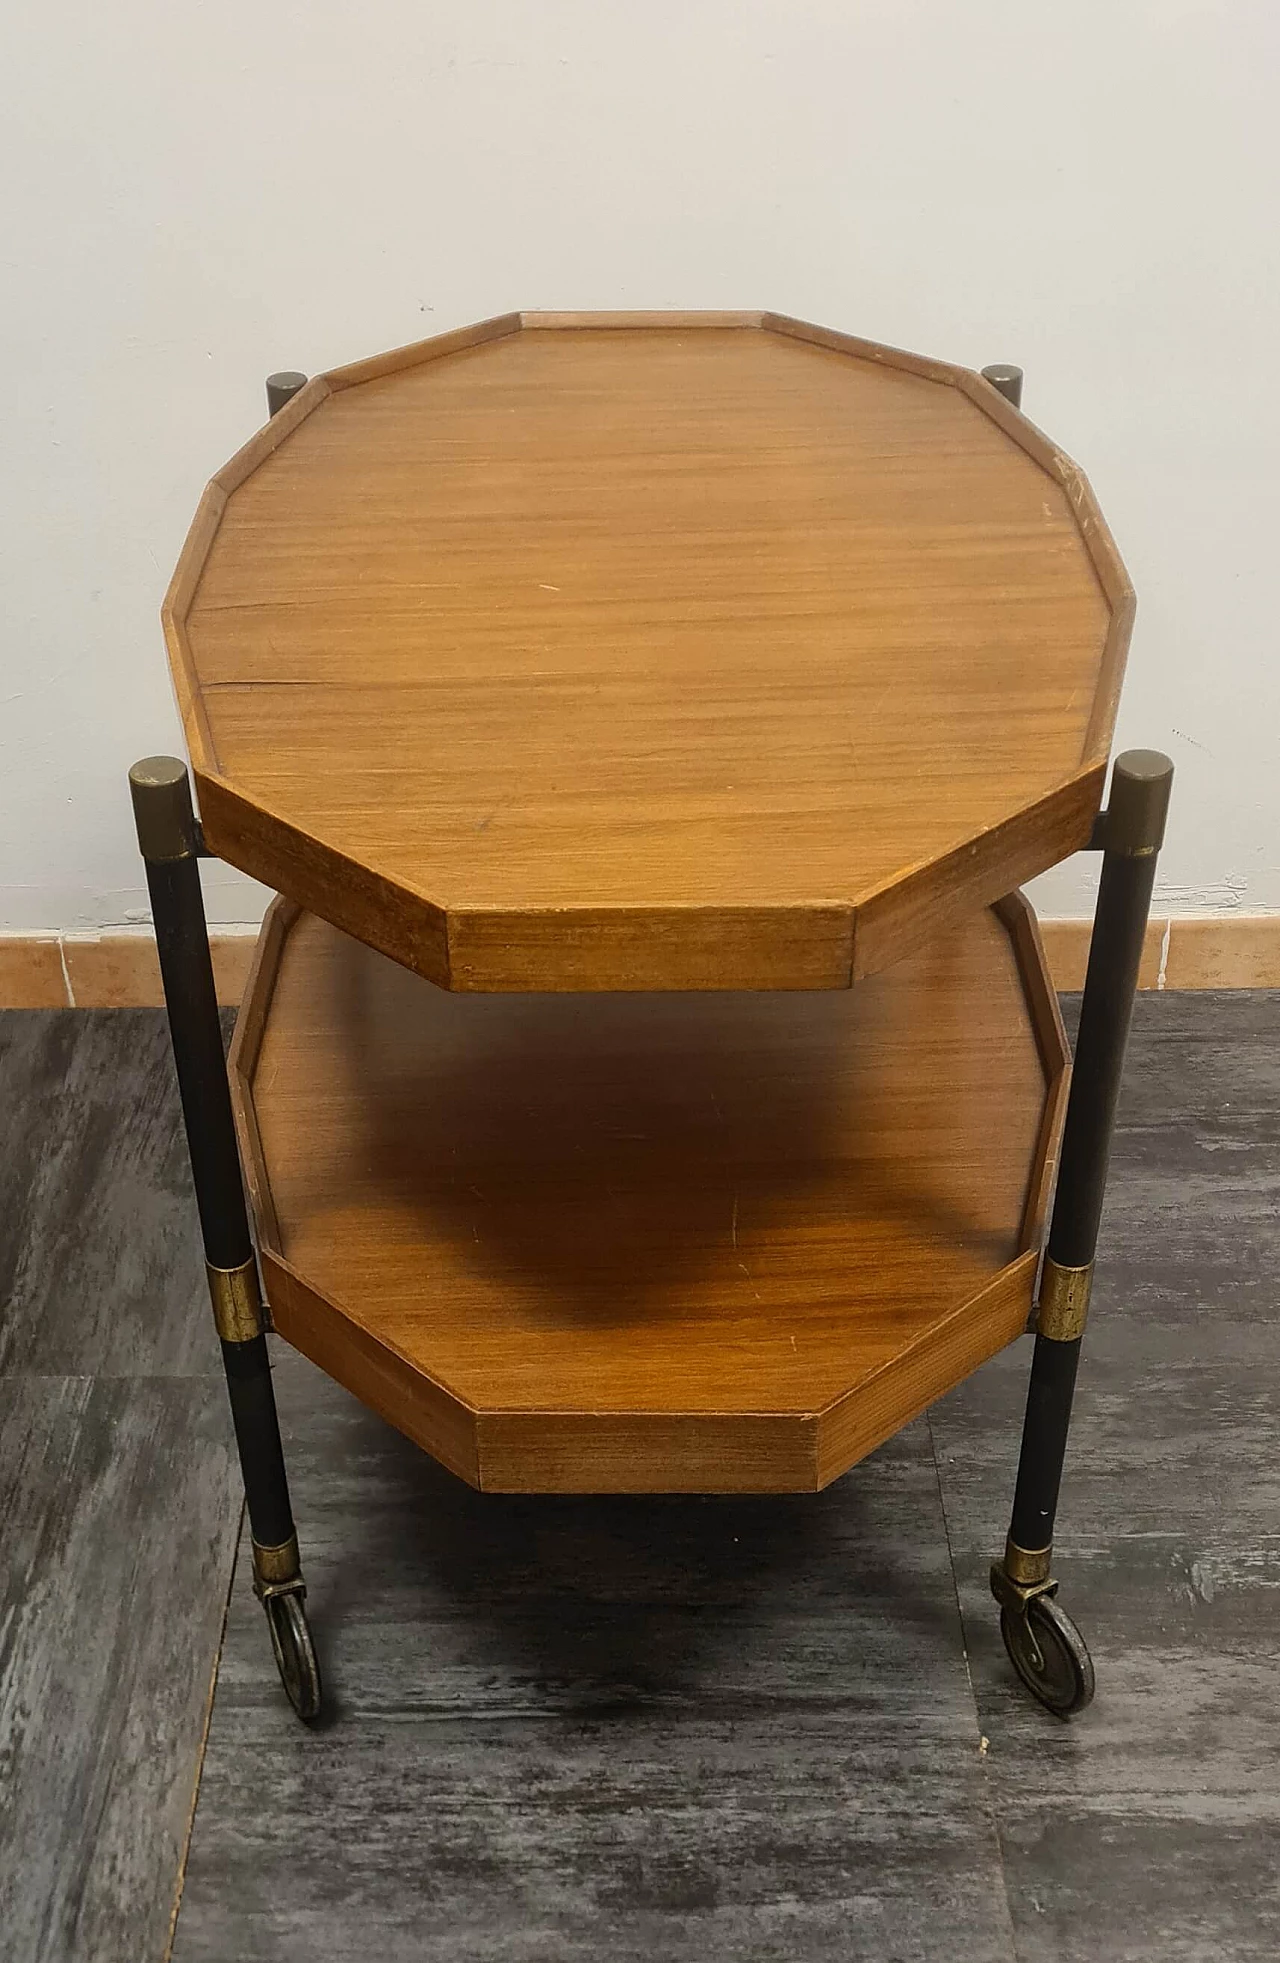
[206,1257,265,1344]
[1036,1257,1093,1343]
[252,1532,304,1601]
[990,1537,1057,1613]
[1003,1538,1053,1589]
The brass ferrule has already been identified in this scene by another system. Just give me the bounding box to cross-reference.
[206,1257,264,1344]
[1037,1256,1093,1343]
[252,1532,303,1597]
[1003,1537,1053,1589]
[128,756,198,863]
[1101,749,1173,858]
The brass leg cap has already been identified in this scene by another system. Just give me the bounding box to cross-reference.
[252,1531,304,1600]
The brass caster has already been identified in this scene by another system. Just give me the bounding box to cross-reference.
[264,1589,322,1722]
[999,1594,1095,1719]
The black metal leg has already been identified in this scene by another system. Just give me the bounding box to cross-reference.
[129,756,321,1722]
[980,362,1024,409]
[265,369,308,418]
[992,748,1174,1717]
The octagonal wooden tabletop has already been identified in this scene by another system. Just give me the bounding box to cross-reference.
[230,893,1067,1493]
[166,311,1130,991]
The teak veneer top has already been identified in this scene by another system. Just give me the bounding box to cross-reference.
[167,311,1131,992]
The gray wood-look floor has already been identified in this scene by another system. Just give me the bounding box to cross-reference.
[2,993,1277,1961]
[0,1012,243,1963]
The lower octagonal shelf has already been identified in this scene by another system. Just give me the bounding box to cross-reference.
[229,896,1067,1494]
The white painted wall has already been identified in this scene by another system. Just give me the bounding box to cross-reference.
[3,1,1276,932]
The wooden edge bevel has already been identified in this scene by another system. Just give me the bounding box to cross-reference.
[200,761,1101,1000]
[226,894,300,1262]
[160,481,226,775]
[261,1249,482,1488]
[951,370,1135,768]
[1077,547,1136,768]
[992,891,1072,1256]
[444,898,853,993]
[194,770,452,989]
[764,312,1135,774]
[519,310,766,331]
[851,764,1105,982]
[813,1250,1039,1489]
[772,306,1137,692]
[161,481,226,627]
[322,311,524,390]
[474,1408,816,1495]
[199,770,1100,998]
[955,371,1136,612]
[762,310,965,386]
[212,374,332,494]
[161,376,333,778]
[230,905,484,1487]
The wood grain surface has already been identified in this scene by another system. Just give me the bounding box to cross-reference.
[166,313,1129,992]
[230,899,1064,1491]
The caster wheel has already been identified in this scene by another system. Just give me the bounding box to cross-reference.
[1000,1594,1095,1719]
[264,1590,323,1722]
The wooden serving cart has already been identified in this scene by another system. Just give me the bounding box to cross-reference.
[130,312,1171,1723]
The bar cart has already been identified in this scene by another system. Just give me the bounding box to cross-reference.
[131,312,1171,1725]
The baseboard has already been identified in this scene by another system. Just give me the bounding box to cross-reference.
[1,916,1278,1009]
[0,931,258,1009]
[1036,916,1280,991]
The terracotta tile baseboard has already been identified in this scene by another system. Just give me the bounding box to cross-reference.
[1,917,1279,1009]
[1038,915,1280,991]
[1036,919,1169,993]
[0,931,258,1009]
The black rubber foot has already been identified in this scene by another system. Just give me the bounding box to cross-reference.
[264,1590,322,1722]
[999,1594,1095,1719]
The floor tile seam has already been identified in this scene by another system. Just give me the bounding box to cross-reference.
[165,1502,244,1963]
[0,1368,96,1384]
[925,1408,1020,1963]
